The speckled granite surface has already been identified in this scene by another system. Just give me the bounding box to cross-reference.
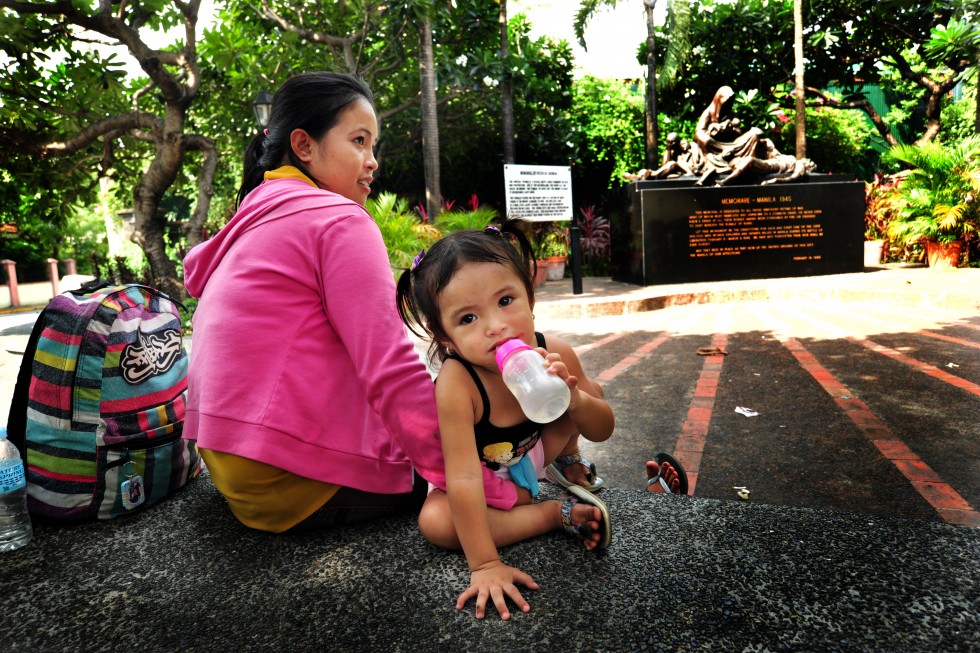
[1,472,977,652]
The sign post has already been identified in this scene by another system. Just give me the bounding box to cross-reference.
[503,165,582,294]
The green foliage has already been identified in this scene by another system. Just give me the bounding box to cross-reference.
[366,192,439,272]
[731,89,782,134]
[651,0,978,172]
[884,136,980,246]
[568,77,645,189]
[923,18,980,63]
[654,0,794,122]
[377,10,576,208]
[528,222,569,259]
[433,206,499,234]
[773,106,877,179]
[940,76,978,144]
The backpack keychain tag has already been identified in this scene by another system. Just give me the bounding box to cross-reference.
[120,461,145,510]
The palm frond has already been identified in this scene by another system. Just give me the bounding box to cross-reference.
[933,203,964,231]
[658,0,692,91]
[574,0,621,50]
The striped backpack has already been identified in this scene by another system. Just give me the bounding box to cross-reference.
[5,280,201,521]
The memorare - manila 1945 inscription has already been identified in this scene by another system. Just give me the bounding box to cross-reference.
[612,176,865,285]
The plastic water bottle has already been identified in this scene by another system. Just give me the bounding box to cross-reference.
[495,339,571,424]
[0,428,33,552]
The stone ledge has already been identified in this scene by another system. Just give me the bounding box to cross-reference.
[1,473,976,652]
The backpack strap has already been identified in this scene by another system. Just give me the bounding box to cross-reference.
[72,278,110,296]
[6,307,50,459]
[5,277,112,458]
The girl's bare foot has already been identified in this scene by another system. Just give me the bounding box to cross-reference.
[557,487,611,550]
[546,452,603,491]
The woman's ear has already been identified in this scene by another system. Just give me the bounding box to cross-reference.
[289,129,315,163]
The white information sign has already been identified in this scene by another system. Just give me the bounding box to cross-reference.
[504,164,573,222]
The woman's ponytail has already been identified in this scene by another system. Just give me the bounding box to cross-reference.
[236,133,268,208]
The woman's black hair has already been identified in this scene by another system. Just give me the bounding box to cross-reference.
[396,219,537,364]
[237,71,374,207]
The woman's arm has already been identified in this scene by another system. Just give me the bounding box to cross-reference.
[317,212,517,507]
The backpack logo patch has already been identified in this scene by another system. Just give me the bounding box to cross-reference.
[120,328,182,384]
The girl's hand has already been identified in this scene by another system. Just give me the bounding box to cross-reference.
[536,348,578,388]
[536,348,584,410]
[457,560,539,620]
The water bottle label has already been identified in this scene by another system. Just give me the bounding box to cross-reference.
[0,460,27,494]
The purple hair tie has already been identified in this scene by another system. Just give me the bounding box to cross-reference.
[484,225,501,235]
[411,249,425,271]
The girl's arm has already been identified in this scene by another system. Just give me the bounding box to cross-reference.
[435,363,537,620]
[540,335,615,443]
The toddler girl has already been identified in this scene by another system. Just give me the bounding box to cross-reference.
[396,220,615,620]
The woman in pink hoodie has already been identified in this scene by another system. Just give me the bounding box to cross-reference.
[183,72,517,532]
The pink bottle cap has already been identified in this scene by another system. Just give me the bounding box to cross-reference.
[495,339,532,371]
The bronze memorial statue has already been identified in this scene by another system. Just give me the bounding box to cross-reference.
[624,85,816,186]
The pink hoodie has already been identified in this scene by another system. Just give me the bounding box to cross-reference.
[183,175,516,508]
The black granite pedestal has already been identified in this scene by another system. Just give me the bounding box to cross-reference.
[613,175,864,285]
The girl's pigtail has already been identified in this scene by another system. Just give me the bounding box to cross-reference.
[500,219,537,273]
[395,268,426,340]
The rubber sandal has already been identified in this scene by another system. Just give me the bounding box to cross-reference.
[696,347,727,356]
[560,485,612,549]
[645,452,690,495]
[545,452,604,492]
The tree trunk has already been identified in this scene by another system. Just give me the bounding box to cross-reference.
[793,0,806,158]
[418,17,441,221]
[975,91,979,135]
[975,80,980,135]
[183,133,218,248]
[500,0,515,165]
[644,0,659,169]
[131,108,187,299]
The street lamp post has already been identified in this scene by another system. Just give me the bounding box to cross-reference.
[252,90,273,129]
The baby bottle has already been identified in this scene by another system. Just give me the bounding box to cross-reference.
[495,339,571,424]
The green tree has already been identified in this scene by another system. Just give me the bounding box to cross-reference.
[803,0,979,146]
[653,0,794,123]
[376,11,575,209]
[649,0,977,158]
[0,0,217,298]
[568,76,645,190]
[499,0,515,165]
[574,0,691,167]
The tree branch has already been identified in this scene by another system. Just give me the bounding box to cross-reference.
[805,86,898,147]
[42,112,163,157]
[180,132,218,248]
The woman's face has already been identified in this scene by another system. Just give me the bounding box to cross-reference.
[303,97,379,206]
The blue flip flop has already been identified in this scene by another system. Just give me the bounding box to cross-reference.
[545,452,604,492]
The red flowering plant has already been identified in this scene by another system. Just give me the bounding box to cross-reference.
[865,173,901,245]
[576,205,610,275]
